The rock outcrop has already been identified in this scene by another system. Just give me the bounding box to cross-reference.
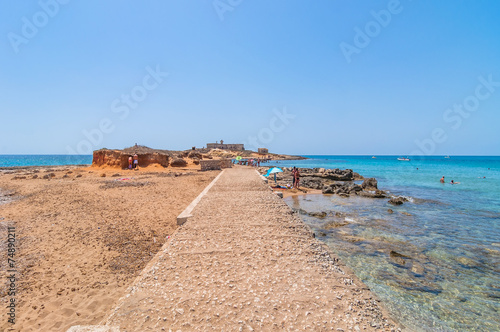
[388,196,407,205]
[170,158,188,167]
[361,178,378,190]
[92,146,170,168]
[321,182,363,196]
[259,167,388,198]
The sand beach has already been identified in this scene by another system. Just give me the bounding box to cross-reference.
[0,165,217,331]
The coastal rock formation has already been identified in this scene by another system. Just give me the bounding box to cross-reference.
[92,146,170,168]
[260,167,388,198]
[322,182,363,195]
[388,196,407,205]
[361,178,378,190]
[359,190,388,198]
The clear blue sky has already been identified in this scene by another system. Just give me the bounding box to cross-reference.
[1,0,499,155]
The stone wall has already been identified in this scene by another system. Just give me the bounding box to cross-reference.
[200,159,232,171]
[219,159,232,169]
[258,148,269,154]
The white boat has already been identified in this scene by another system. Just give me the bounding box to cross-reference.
[397,157,411,161]
[372,156,376,159]
[444,155,450,159]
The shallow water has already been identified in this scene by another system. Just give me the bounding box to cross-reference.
[278,156,500,331]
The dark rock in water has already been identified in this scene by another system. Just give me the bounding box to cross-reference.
[170,158,188,167]
[324,220,349,229]
[317,232,327,237]
[389,197,405,205]
[339,193,350,197]
[359,190,388,198]
[387,209,394,214]
[308,211,327,218]
[390,250,410,258]
[389,250,411,266]
[361,178,378,190]
[292,208,308,215]
[401,211,412,216]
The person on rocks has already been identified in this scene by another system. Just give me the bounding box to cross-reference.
[292,167,297,188]
[294,167,300,189]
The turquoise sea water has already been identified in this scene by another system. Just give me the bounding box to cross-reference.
[272,156,499,331]
[0,155,92,167]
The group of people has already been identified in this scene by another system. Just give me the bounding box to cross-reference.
[128,154,139,170]
[292,167,300,189]
[440,176,459,185]
[235,158,262,167]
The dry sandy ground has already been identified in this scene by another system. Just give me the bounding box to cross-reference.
[101,167,399,331]
[0,165,217,332]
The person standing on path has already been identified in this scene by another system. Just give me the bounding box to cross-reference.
[133,153,139,170]
[292,167,297,188]
[128,156,133,170]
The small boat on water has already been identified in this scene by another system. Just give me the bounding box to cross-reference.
[397,157,411,161]
[372,156,376,159]
[445,155,450,159]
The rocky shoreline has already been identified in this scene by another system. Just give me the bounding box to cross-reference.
[259,167,391,197]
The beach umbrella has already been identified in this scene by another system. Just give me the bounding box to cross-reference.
[235,156,242,161]
[264,167,283,184]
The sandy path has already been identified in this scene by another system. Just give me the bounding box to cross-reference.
[102,167,399,331]
[0,166,217,332]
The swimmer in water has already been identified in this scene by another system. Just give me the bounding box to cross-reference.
[440,176,445,183]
